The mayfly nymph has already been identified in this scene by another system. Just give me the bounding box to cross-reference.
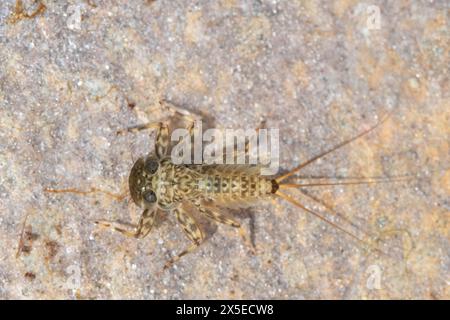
[46,101,403,270]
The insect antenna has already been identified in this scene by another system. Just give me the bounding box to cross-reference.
[44,187,128,202]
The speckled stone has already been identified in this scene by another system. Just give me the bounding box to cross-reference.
[0,0,448,299]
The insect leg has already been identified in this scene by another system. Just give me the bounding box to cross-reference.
[164,206,204,270]
[193,200,240,227]
[117,121,169,158]
[95,208,157,239]
[192,200,256,254]
[158,99,201,136]
[218,120,266,164]
[154,122,170,158]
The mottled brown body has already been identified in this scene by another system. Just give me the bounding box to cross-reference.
[130,157,275,211]
[194,165,275,202]
[115,103,394,269]
[116,101,287,269]
[45,100,396,270]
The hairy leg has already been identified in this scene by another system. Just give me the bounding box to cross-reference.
[117,121,169,158]
[193,200,256,254]
[95,208,157,239]
[163,206,205,270]
[159,99,201,136]
[118,100,202,157]
[209,120,266,165]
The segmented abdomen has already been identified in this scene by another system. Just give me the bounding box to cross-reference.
[197,167,274,202]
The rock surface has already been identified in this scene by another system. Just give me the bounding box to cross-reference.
[0,0,448,299]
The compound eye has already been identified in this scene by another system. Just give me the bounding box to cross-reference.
[143,190,157,203]
[145,159,159,174]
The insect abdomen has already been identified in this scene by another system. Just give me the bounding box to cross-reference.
[200,171,273,200]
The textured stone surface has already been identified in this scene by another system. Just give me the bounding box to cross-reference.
[0,0,448,299]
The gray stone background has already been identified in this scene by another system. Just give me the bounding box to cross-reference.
[0,0,448,299]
